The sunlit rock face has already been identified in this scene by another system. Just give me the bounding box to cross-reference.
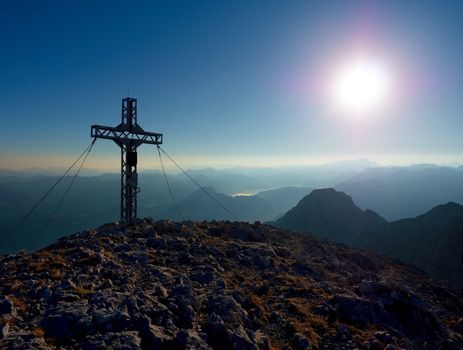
[0,219,461,349]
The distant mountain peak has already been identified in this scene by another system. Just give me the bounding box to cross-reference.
[198,185,217,193]
[303,188,354,203]
[275,189,387,245]
[362,200,463,286]
[441,201,462,208]
[411,201,463,221]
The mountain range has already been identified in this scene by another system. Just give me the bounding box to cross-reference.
[336,165,463,220]
[163,186,312,222]
[2,162,463,284]
[0,172,311,253]
[163,187,272,222]
[1,164,463,347]
[275,188,463,286]
[363,202,463,286]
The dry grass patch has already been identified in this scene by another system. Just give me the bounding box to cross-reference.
[31,327,45,338]
[8,295,27,312]
[74,286,94,295]
[50,268,65,280]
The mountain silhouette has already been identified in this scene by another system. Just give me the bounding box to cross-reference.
[274,188,387,245]
[163,187,274,222]
[275,189,463,285]
[255,186,312,218]
[336,166,463,220]
[0,170,311,253]
[364,202,463,286]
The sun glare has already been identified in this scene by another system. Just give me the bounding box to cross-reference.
[332,58,391,116]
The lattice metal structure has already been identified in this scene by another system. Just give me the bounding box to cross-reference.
[91,98,163,224]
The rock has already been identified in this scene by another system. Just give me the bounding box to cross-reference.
[384,345,398,350]
[274,246,292,258]
[43,313,77,338]
[139,318,174,348]
[61,279,76,290]
[42,301,89,338]
[181,304,196,328]
[0,297,17,318]
[83,331,141,350]
[269,311,282,324]
[155,285,168,298]
[336,324,351,338]
[1,322,9,339]
[293,332,312,349]
[191,271,215,285]
[369,338,382,350]
[172,284,194,300]
[0,220,461,349]
[207,295,248,324]
[374,330,392,344]
[75,315,93,333]
[101,279,114,289]
[38,286,52,300]
[330,294,385,327]
[227,325,258,350]
[175,329,210,350]
[92,309,131,331]
[202,313,228,349]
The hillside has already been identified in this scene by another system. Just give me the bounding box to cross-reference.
[0,220,462,349]
[163,187,275,222]
[274,189,463,286]
[363,202,463,286]
[274,189,387,245]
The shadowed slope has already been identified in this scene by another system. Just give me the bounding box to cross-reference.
[364,202,463,286]
[275,188,387,245]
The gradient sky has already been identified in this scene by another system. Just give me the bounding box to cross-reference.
[1,0,463,171]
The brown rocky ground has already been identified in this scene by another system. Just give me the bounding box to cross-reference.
[0,219,462,349]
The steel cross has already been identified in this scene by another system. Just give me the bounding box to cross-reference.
[91,98,163,224]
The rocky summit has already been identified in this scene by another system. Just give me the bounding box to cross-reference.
[0,220,462,350]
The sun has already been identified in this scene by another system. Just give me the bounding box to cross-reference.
[332,58,391,115]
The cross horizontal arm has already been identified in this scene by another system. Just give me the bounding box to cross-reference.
[91,124,163,145]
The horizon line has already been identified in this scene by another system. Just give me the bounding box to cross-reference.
[1,157,462,175]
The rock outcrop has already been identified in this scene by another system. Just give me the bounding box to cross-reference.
[0,219,462,349]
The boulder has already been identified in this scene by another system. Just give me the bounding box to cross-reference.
[330,294,386,326]
[0,297,17,319]
[1,322,9,339]
[293,332,312,350]
[175,329,210,350]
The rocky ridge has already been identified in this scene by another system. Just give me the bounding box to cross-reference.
[0,219,462,349]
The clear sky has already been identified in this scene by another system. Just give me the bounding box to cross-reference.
[1,0,463,171]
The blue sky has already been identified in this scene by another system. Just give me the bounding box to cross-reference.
[1,0,463,170]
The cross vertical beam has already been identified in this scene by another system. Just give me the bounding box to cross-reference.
[91,98,163,225]
[119,98,139,224]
